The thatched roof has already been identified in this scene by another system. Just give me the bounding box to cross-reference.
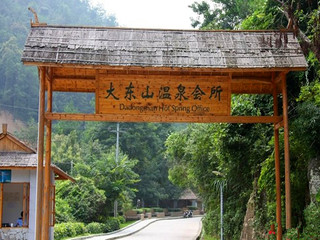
[0,153,38,168]
[22,26,307,70]
[0,152,75,182]
[0,124,74,182]
[179,189,199,200]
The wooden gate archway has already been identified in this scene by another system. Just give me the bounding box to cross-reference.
[22,22,307,240]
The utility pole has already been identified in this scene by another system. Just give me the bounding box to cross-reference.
[116,122,119,165]
[219,182,224,240]
[110,122,123,217]
[212,171,225,240]
[114,122,120,217]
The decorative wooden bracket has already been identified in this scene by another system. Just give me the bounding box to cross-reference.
[28,7,47,27]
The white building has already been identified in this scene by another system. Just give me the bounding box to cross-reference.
[0,124,74,240]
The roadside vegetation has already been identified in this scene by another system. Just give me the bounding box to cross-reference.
[167,0,320,239]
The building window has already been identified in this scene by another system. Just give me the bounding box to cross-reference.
[0,183,30,228]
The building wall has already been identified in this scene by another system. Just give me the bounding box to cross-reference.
[1,169,57,240]
[0,169,36,240]
[29,171,37,240]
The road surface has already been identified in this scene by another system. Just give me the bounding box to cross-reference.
[121,217,202,240]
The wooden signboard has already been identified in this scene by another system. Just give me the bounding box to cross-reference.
[96,73,231,122]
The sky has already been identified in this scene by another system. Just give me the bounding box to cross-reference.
[89,0,201,29]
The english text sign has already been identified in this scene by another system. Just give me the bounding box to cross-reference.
[97,74,231,120]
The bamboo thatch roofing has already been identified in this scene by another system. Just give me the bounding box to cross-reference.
[179,189,199,200]
[0,153,38,168]
[0,153,75,182]
[0,124,74,182]
[22,26,307,70]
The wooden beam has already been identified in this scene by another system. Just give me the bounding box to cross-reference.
[52,167,76,182]
[273,77,282,240]
[231,76,272,84]
[35,67,46,240]
[275,121,284,130]
[274,71,288,83]
[282,73,292,230]
[22,62,307,73]
[45,112,283,124]
[51,78,96,92]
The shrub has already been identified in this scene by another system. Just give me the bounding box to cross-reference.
[73,222,87,236]
[86,222,105,234]
[187,206,198,210]
[152,207,164,212]
[302,202,320,239]
[142,207,151,213]
[54,222,83,240]
[115,215,126,224]
[103,217,120,233]
[54,222,87,240]
[131,208,144,214]
[284,228,299,240]
[168,208,181,212]
[54,223,69,240]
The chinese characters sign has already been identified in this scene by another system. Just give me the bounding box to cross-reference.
[97,74,231,120]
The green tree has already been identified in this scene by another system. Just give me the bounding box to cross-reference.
[90,147,140,214]
[55,177,106,223]
[51,131,82,175]
[89,122,181,207]
[188,0,320,237]
[190,0,265,29]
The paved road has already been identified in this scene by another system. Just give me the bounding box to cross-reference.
[121,217,202,240]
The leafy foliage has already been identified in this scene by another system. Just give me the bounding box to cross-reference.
[186,0,320,238]
[56,177,106,223]
[54,222,87,240]
[190,0,266,29]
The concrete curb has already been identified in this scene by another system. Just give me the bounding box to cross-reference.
[68,220,144,240]
[193,217,203,240]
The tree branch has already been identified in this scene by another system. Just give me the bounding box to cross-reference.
[275,0,319,61]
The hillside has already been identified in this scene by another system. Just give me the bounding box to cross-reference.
[0,0,117,122]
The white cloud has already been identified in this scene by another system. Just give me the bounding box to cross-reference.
[89,0,198,29]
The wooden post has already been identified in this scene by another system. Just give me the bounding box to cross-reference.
[273,79,282,240]
[23,183,26,226]
[36,67,46,240]
[42,69,53,240]
[282,73,292,229]
[0,183,3,227]
[2,124,7,134]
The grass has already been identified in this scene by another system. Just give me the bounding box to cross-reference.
[201,233,219,240]
[120,220,138,229]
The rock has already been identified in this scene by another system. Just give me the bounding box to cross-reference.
[240,191,256,240]
[308,156,320,202]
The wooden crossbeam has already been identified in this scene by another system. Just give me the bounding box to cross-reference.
[45,112,283,124]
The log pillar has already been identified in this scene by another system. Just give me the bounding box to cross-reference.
[35,67,46,240]
[273,78,282,240]
[41,68,53,240]
[282,73,292,230]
